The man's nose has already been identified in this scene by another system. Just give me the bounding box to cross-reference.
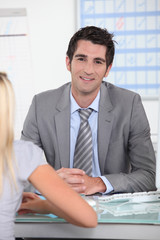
[84,62,94,75]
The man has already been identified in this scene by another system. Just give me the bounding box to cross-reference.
[21,26,156,195]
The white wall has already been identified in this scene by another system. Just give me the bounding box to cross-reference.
[0,0,158,147]
[143,100,159,150]
[26,0,76,93]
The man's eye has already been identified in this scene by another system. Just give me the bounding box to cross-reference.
[78,58,85,61]
[95,60,102,64]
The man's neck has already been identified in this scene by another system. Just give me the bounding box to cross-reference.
[71,91,99,108]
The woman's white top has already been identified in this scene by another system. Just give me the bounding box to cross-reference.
[0,140,47,240]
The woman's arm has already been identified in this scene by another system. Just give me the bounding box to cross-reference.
[26,164,97,228]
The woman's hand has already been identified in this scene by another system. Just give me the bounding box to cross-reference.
[18,198,53,215]
[18,192,40,215]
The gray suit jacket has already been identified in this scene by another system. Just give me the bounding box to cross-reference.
[21,81,156,193]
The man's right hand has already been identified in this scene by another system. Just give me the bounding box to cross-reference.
[56,168,86,193]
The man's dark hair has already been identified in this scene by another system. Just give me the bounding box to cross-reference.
[66,26,116,68]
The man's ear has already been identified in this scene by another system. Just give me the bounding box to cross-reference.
[66,56,71,71]
[104,64,112,78]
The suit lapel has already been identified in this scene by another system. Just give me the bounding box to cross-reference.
[55,84,71,168]
[98,83,114,175]
[54,82,114,171]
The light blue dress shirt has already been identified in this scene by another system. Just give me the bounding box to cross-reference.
[70,91,113,194]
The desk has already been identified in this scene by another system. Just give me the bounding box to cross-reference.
[15,195,160,239]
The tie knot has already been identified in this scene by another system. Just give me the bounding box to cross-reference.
[78,108,93,121]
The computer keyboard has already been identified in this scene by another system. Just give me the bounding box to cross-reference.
[98,190,160,203]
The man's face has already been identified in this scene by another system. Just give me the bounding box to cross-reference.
[66,40,112,100]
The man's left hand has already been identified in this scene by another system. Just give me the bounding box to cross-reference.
[82,174,106,195]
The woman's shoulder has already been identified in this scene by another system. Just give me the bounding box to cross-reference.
[13,140,43,158]
[13,140,46,171]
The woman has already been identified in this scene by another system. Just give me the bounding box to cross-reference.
[0,72,97,240]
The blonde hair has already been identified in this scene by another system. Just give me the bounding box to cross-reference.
[0,72,16,194]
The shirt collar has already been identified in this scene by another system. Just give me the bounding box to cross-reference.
[70,91,100,114]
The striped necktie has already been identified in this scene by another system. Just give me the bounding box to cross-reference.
[73,108,93,176]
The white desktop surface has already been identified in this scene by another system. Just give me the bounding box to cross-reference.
[15,221,160,239]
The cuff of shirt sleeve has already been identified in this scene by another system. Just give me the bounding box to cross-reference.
[99,176,114,194]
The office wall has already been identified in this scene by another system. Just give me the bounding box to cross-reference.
[0,0,158,146]
[0,0,75,93]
